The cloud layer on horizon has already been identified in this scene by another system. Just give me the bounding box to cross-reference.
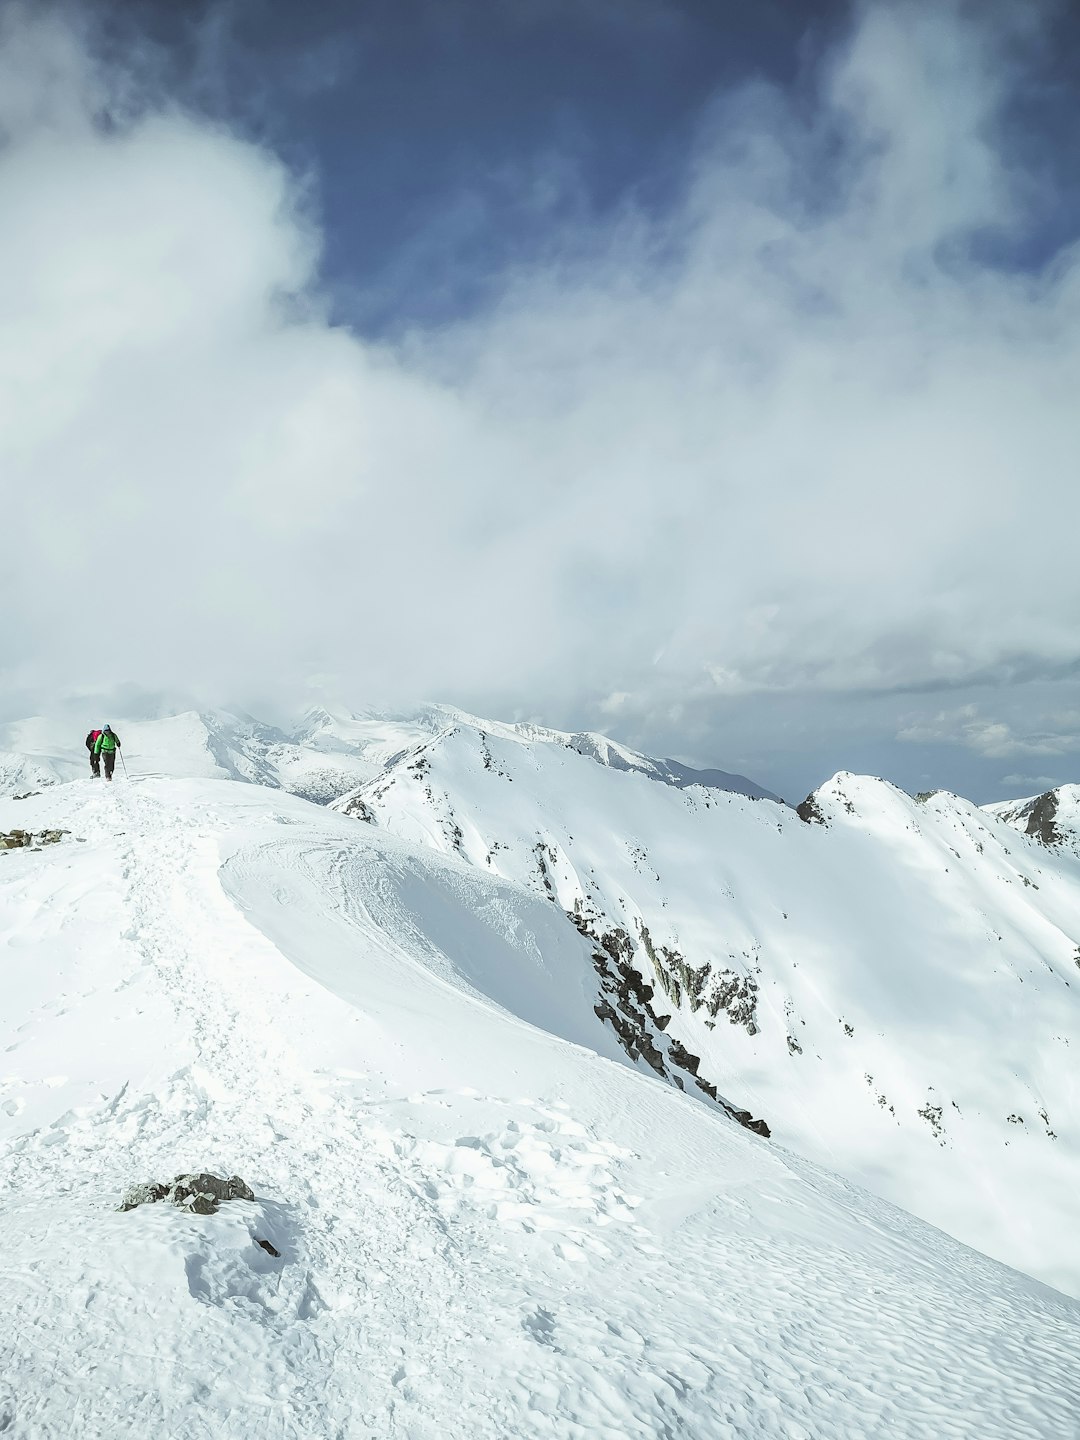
[0,0,1077,797]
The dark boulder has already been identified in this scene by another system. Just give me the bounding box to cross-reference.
[118,1182,168,1211]
[119,1172,255,1215]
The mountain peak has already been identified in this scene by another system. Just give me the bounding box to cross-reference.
[986,783,1080,851]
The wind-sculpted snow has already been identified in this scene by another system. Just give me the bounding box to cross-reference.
[1,776,1077,1437]
[220,823,628,1068]
[338,735,1080,1296]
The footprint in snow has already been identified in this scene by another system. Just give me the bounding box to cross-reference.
[521,1305,559,1348]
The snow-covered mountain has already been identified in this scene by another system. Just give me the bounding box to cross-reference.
[0,704,778,807]
[1,705,1077,1435]
[987,782,1080,853]
[325,721,1080,1298]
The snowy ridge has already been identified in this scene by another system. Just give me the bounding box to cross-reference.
[336,738,1080,1296]
[986,783,1080,854]
[1,773,1077,1437]
[0,703,776,808]
[302,701,784,802]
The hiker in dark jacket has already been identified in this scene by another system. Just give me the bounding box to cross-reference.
[85,729,102,778]
[93,725,121,781]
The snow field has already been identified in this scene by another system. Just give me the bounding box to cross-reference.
[0,776,1077,1437]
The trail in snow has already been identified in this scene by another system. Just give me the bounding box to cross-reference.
[0,778,1078,1438]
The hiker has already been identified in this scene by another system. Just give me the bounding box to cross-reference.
[85,728,102,778]
[93,725,122,782]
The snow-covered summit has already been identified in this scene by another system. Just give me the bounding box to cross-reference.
[303,701,785,802]
[986,783,1080,853]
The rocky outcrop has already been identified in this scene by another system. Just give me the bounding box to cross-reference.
[796,794,827,825]
[0,828,70,849]
[992,787,1072,848]
[340,795,377,823]
[119,1172,255,1215]
[568,906,770,1139]
[647,945,760,1034]
[1024,790,1061,847]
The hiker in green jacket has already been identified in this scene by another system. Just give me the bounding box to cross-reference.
[93,725,121,782]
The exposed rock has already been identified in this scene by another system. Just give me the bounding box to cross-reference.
[119,1172,255,1215]
[179,1189,219,1215]
[667,1039,700,1076]
[256,1237,281,1257]
[1024,791,1061,847]
[707,969,759,1033]
[0,828,70,849]
[171,1173,255,1212]
[917,1101,945,1142]
[341,796,376,823]
[118,1181,168,1211]
[796,794,827,826]
[727,1107,771,1138]
[533,840,559,898]
[594,996,666,1076]
[647,937,760,1034]
[569,908,770,1139]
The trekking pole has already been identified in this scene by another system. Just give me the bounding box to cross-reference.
[119,749,129,778]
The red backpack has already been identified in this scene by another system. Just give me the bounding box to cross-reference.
[86,729,101,751]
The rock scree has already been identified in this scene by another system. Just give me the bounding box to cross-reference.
[0,828,70,850]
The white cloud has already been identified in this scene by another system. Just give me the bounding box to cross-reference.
[1000,773,1060,790]
[898,705,1080,758]
[0,0,1078,769]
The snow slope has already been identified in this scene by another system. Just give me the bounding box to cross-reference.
[1,776,1077,1438]
[0,709,411,804]
[334,726,1080,1296]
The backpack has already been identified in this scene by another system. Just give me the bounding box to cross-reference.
[85,730,101,752]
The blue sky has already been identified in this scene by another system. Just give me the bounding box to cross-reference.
[2,0,1079,803]
[108,0,1080,329]
[107,0,851,329]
